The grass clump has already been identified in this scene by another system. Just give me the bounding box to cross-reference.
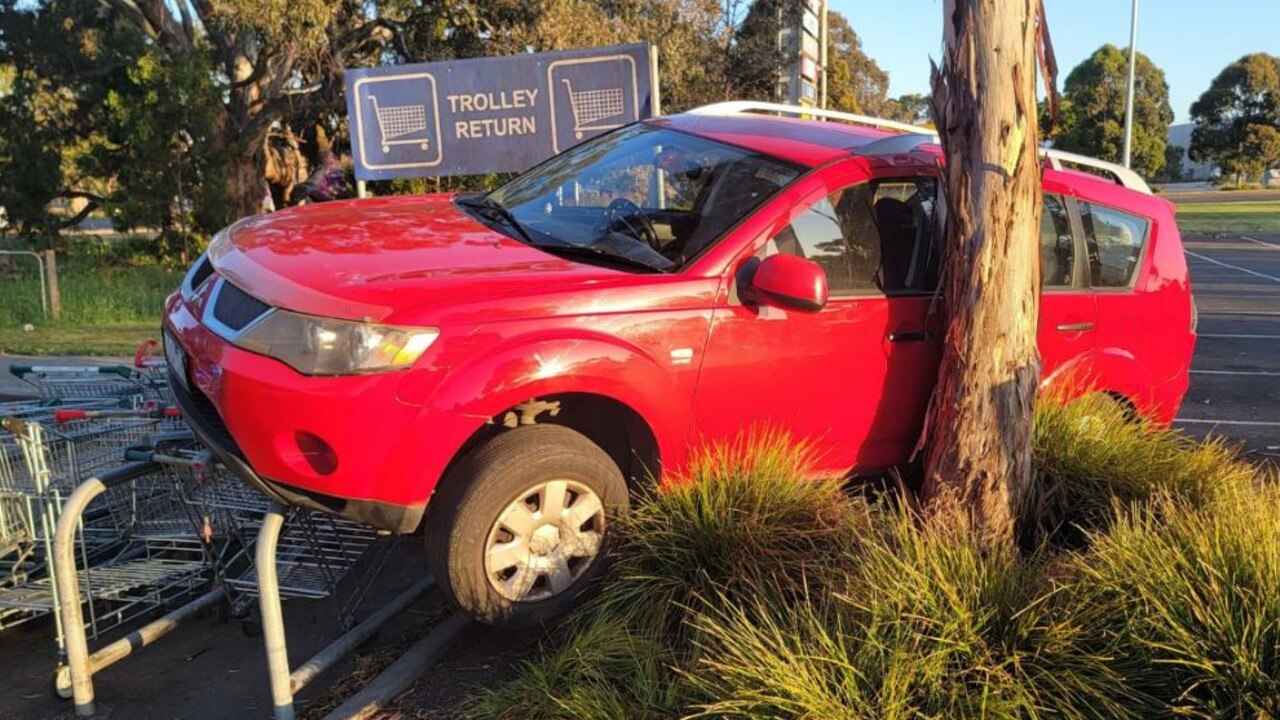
[1070,484,1280,718]
[597,429,870,635]
[690,507,1143,720]
[465,401,1274,720]
[1025,392,1256,546]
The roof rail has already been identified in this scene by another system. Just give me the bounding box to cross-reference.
[683,101,1152,195]
[1042,148,1151,195]
[685,101,935,137]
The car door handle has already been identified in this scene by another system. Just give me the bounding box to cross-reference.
[888,330,932,343]
[1055,322,1095,332]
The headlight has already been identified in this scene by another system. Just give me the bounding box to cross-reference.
[235,310,439,375]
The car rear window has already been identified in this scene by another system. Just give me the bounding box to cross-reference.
[1078,200,1150,288]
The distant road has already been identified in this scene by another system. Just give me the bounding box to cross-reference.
[1164,189,1280,205]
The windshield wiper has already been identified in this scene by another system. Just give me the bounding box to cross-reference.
[455,194,536,246]
[534,242,667,273]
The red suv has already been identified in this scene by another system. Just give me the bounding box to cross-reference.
[164,103,1195,624]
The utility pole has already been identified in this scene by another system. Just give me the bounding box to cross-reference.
[1122,0,1140,168]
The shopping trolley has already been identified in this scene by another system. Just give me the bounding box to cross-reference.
[10,364,159,404]
[561,79,626,139]
[369,95,431,153]
[131,339,176,405]
[0,414,181,632]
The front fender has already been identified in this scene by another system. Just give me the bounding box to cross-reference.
[423,334,694,474]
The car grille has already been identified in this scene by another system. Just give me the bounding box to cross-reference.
[212,280,271,332]
[170,370,247,461]
[189,256,215,292]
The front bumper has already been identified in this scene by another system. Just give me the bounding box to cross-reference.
[169,370,426,533]
[163,285,486,535]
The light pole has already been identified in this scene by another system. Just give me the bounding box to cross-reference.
[1122,0,1140,169]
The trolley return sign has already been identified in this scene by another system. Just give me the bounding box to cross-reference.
[345,44,656,181]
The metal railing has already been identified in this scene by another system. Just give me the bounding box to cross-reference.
[0,250,48,317]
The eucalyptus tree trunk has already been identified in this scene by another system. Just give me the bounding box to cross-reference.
[921,0,1044,548]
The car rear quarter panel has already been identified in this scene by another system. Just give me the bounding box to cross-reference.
[1052,172,1194,423]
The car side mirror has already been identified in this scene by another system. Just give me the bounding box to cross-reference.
[748,254,829,312]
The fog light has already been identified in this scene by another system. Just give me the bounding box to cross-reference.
[295,431,338,476]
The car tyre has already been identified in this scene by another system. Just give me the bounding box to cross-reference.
[425,424,627,627]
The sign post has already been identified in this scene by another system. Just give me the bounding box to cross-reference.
[345,44,656,183]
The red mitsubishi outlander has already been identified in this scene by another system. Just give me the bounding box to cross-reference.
[164,103,1195,624]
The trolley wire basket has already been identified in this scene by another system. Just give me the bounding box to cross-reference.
[9,364,157,404]
[0,414,183,632]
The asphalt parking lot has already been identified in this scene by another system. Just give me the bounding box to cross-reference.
[1176,233,1280,466]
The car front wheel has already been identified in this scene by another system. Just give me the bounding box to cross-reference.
[425,424,628,626]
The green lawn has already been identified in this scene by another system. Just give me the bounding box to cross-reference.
[1175,201,1280,235]
[0,248,180,356]
[0,323,160,356]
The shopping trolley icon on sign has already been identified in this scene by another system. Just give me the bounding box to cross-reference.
[369,95,431,153]
[561,80,626,139]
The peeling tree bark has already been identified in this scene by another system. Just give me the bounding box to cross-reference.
[921,0,1044,548]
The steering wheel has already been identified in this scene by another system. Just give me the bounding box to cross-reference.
[606,198,661,251]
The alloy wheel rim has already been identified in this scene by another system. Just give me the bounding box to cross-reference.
[483,478,606,602]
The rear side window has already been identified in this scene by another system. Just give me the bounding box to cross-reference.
[1041,195,1075,287]
[1078,201,1149,288]
[767,178,939,296]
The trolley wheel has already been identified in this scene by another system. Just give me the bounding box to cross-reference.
[381,145,390,153]
[425,424,627,627]
[420,142,429,150]
[575,131,584,140]
[52,664,73,701]
[230,595,252,621]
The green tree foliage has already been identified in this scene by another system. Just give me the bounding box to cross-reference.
[1048,44,1173,179]
[725,0,796,100]
[2,0,898,243]
[1190,53,1280,185]
[1158,144,1187,183]
[826,12,891,116]
[888,93,931,125]
[0,1,225,244]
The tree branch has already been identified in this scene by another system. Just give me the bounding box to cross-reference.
[131,0,194,52]
[51,191,106,231]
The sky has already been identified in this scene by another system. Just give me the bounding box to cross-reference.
[830,0,1280,124]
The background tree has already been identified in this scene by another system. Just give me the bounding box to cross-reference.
[1190,53,1280,185]
[1158,145,1187,183]
[923,0,1051,547]
[1048,44,1173,179]
[888,92,931,125]
[724,0,797,100]
[825,12,890,115]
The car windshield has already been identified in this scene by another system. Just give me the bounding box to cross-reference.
[470,123,803,272]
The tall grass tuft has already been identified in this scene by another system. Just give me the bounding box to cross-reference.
[461,614,688,720]
[595,428,870,638]
[1024,392,1256,547]
[690,506,1143,720]
[1069,483,1280,718]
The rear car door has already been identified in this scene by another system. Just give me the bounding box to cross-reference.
[1077,198,1152,358]
[1038,193,1098,388]
[691,170,942,475]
